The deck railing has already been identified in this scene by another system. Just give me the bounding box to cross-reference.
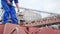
[0,7,60,24]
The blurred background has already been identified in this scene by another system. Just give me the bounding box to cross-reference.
[0,0,60,24]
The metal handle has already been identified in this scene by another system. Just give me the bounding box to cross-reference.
[10,27,19,34]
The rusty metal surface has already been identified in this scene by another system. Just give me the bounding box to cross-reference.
[0,24,60,34]
[0,24,5,34]
[25,15,60,26]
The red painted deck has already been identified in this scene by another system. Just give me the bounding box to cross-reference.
[0,24,60,34]
[0,24,4,34]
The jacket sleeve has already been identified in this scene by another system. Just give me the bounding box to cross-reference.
[14,0,18,3]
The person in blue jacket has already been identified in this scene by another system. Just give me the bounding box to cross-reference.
[1,0,19,24]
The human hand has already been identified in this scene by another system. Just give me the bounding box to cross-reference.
[18,8,21,12]
[7,0,11,5]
